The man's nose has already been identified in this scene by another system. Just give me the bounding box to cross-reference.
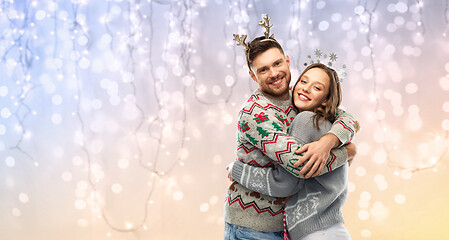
[269,68,279,78]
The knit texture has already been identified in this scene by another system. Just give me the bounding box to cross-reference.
[231,111,356,238]
[224,89,360,232]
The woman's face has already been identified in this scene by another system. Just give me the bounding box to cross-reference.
[293,67,330,112]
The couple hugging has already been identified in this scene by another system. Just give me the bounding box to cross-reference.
[224,14,360,240]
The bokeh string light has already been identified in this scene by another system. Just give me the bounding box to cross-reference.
[287,0,303,71]
[354,0,449,175]
[75,0,152,232]
[1,0,38,166]
[1,1,449,239]
[77,0,199,233]
[0,0,198,234]
[444,0,449,37]
[225,0,258,94]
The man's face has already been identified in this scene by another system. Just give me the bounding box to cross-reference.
[249,48,291,101]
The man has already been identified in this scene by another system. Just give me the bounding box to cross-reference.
[224,14,359,239]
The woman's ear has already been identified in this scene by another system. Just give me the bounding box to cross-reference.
[321,99,328,107]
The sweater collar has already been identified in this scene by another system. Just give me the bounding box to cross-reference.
[254,88,293,107]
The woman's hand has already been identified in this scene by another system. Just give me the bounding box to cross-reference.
[226,162,235,182]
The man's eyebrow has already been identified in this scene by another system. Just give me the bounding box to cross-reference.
[257,66,267,72]
[274,58,283,62]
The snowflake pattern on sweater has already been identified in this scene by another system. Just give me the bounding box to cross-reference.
[286,192,321,229]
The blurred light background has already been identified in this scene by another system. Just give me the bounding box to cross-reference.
[0,0,448,239]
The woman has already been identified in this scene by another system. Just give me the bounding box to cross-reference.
[229,63,358,239]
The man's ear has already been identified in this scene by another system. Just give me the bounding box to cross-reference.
[249,69,257,82]
[285,54,291,66]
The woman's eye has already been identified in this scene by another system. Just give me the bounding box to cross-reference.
[314,86,321,91]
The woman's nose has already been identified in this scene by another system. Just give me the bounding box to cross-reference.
[303,84,311,92]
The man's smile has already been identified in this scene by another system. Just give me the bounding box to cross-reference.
[270,76,284,86]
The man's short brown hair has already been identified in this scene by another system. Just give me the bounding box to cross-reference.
[245,36,285,70]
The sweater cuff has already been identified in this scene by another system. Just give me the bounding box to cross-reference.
[329,122,353,147]
[329,146,348,171]
[231,161,245,183]
[336,146,348,161]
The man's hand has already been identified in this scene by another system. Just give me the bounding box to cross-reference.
[344,143,357,166]
[293,133,341,178]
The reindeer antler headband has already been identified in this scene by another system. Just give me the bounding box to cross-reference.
[258,14,274,39]
[233,14,278,57]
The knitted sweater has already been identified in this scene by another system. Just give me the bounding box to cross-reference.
[224,89,360,232]
[232,111,353,239]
